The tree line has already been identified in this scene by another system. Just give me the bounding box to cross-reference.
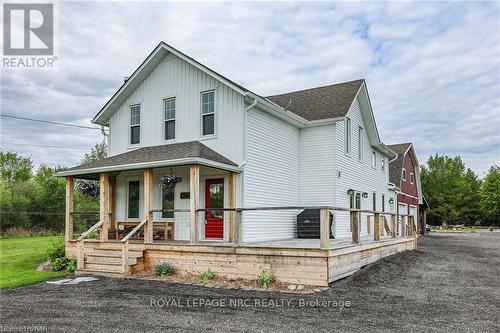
[0,146,498,235]
[420,155,499,226]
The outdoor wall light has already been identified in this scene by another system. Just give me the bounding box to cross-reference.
[347,189,354,195]
[362,192,368,198]
[389,198,394,204]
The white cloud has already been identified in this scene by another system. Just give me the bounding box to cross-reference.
[1,1,499,175]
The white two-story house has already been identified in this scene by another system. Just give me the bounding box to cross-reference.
[59,42,413,285]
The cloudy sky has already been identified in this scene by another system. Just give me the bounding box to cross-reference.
[1,1,499,176]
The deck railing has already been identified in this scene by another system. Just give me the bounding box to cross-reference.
[76,219,103,269]
[121,219,147,274]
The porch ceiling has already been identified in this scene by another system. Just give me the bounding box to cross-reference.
[56,141,239,178]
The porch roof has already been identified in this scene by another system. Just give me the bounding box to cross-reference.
[56,141,240,178]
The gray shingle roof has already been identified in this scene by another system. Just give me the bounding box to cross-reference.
[387,143,412,186]
[64,141,237,173]
[265,79,364,121]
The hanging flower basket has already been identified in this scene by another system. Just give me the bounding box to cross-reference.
[160,173,182,190]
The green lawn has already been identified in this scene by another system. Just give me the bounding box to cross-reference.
[431,227,478,233]
[0,236,69,289]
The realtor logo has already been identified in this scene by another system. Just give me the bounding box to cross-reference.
[3,3,54,56]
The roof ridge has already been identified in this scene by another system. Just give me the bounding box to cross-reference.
[265,79,365,98]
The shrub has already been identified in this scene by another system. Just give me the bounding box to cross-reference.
[258,270,275,288]
[154,262,174,276]
[47,241,76,271]
[47,241,65,262]
[199,267,216,285]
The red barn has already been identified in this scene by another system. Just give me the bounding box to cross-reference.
[388,143,426,235]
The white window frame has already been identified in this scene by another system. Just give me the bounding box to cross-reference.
[381,156,385,171]
[163,97,176,142]
[410,172,414,184]
[201,90,216,137]
[382,194,385,212]
[345,117,351,156]
[402,168,407,181]
[129,104,141,147]
[372,150,377,168]
[358,126,363,161]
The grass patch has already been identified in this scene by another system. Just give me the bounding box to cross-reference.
[0,235,70,289]
[431,227,478,233]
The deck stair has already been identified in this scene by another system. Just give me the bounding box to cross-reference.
[75,245,144,277]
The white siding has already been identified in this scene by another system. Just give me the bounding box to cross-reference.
[108,52,245,164]
[299,125,335,205]
[334,97,391,239]
[242,108,300,242]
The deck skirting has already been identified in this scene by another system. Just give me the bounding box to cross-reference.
[66,237,414,286]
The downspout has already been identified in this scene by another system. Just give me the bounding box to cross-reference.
[240,98,258,168]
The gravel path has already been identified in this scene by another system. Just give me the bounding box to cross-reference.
[1,232,499,332]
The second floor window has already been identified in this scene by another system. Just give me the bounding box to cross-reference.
[402,168,407,181]
[410,172,415,184]
[381,156,385,171]
[372,151,376,168]
[130,105,141,145]
[201,91,215,136]
[164,98,176,140]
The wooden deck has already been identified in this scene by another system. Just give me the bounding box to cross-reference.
[67,235,414,286]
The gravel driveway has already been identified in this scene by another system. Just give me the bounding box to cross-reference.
[1,232,499,332]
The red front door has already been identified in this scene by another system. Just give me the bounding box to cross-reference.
[204,178,224,239]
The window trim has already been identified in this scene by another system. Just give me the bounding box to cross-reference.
[372,150,377,168]
[160,185,175,221]
[358,126,363,161]
[345,117,351,156]
[129,103,141,147]
[381,156,385,172]
[402,168,407,181]
[201,89,216,137]
[126,178,141,221]
[410,172,414,184]
[163,96,177,142]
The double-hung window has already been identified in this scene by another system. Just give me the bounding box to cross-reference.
[130,105,141,145]
[345,117,351,155]
[402,169,407,181]
[201,91,215,136]
[164,98,176,140]
[381,156,385,171]
[372,151,376,168]
[410,172,415,184]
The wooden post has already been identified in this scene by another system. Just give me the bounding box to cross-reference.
[233,210,241,246]
[401,215,406,237]
[189,165,200,244]
[374,212,380,241]
[351,211,360,244]
[367,215,372,235]
[143,169,153,244]
[99,173,110,241]
[109,178,116,232]
[122,241,129,274]
[65,177,74,242]
[391,214,396,238]
[320,208,330,249]
[77,240,84,269]
[228,172,236,242]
